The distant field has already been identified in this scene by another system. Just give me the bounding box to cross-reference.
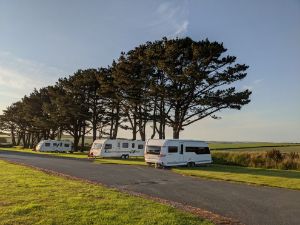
[0,160,210,225]
[208,142,300,152]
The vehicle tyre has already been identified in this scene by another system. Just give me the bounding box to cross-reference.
[187,162,195,167]
[121,155,125,159]
[155,163,162,169]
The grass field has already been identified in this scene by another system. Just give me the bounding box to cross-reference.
[173,165,300,190]
[209,142,300,152]
[0,147,147,166]
[0,160,212,225]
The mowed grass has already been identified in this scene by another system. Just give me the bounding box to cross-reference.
[0,147,147,166]
[173,164,300,190]
[0,147,88,159]
[0,160,212,225]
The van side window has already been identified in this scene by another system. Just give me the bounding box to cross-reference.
[64,144,70,147]
[122,143,129,148]
[105,144,112,149]
[45,143,50,147]
[132,143,135,148]
[53,143,57,146]
[186,147,210,154]
[138,144,144,149]
[168,146,178,153]
[180,144,183,154]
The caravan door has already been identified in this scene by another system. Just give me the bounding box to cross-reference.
[178,142,185,164]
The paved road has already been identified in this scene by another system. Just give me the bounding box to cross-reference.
[1,150,299,225]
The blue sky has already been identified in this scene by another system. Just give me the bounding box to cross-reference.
[0,0,299,142]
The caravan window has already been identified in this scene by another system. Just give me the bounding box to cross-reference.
[138,144,144,149]
[168,146,178,153]
[122,143,129,148]
[53,143,57,146]
[45,143,50,147]
[64,143,70,147]
[92,143,102,149]
[104,144,112,149]
[132,143,135,148]
[146,146,161,155]
[186,147,210,154]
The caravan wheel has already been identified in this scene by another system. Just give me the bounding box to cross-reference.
[187,162,195,167]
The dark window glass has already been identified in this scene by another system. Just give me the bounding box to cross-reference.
[168,146,178,153]
[180,144,183,154]
[132,143,135,148]
[45,143,50,147]
[138,144,144,149]
[146,146,161,155]
[105,144,112,149]
[122,143,129,148]
[64,144,70,147]
[186,147,210,154]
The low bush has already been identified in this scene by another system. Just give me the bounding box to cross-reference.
[212,149,300,170]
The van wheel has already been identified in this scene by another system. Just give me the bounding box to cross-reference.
[121,155,124,159]
[187,162,195,167]
[125,155,129,159]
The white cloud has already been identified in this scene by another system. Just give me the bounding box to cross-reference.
[0,51,66,112]
[150,1,189,37]
[253,79,263,84]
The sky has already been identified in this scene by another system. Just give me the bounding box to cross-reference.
[0,0,299,142]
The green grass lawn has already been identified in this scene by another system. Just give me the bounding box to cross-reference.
[0,160,212,225]
[173,164,300,190]
[0,147,147,166]
[0,147,88,158]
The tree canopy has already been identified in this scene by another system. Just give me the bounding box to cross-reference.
[0,37,251,150]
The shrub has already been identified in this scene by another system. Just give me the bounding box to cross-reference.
[212,150,300,170]
[0,137,7,143]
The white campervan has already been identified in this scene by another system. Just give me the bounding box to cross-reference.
[89,139,145,158]
[145,139,212,167]
[36,140,72,152]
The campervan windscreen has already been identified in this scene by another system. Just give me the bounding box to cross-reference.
[146,146,161,155]
[92,143,102,149]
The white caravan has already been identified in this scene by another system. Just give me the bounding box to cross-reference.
[36,140,72,152]
[145,139,212,167]
[89,139,145,158]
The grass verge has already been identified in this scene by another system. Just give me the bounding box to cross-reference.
[173,164,300,190]
[0,160,212,225]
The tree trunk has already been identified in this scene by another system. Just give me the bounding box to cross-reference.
[10,127,16,146]
[173,128,180,139]
[112,105,120,139]
[92,117,97,141]
[73,134,80,152]
[81,125,85,152]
